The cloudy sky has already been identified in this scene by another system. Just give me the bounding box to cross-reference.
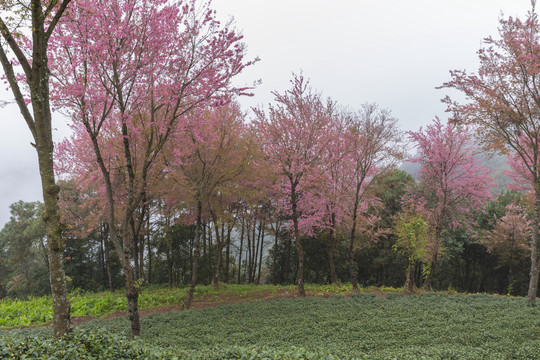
[0,0,533,227]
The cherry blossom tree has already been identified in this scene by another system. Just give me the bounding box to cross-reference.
[0,0,72,337]
[161,103,252,308]
[255,75,335,296]
[440,3,540,304]
[318,114,351,284]
[485,203,531,294]
[51,0,253,335]
[344,104,404,289]
[408,118,493,291]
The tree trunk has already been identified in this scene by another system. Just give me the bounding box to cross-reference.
[404,260,416,294]
[0,0,73,339]
[99,228,106,288]
[139,232,145,283]
[225,223,232,283]
[246,219,252,283]
[103,223,115,293]
[290,185,305,296]
[207,223,213,283]
[237,218,245,283]
[37,118,71,338]
[184,200,202,310]
[348,232,358,290]
[133,224,140,281]
[527,188,540,305]
[202,222,207,258]
[121,241,140,337]
[167,245,173,290]
[252,220,262,283]
[348,181,363,290]
[284,228,292,283]
[126,285,140,337]
[257,221,265,284]
[212,215,224,290]
[273,226,279,285]
[327,212,338,284]
[34,29,72,338]
[423,256,437,292]
[424,225,441,292]
[147,215,152,284]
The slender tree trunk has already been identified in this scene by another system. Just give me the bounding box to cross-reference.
[404,259,416,294]
[423,256,437,292]
[253,220,262,283]
[133,224,140,281]
[212,215,224,290]
[37,124,71,338]
[327,212,338,284]
[527,188,540,305]
[424,225,441,292]
[167,245,173,290]
[99,228,106,288]
[273,226,279,285]
[139,232,145,283]
[257,222,265,284]
[246,219,252,283]
[348,182,363,290]
[237,218,244,284]
[202,222,207,258]
[225,223,232,283]
[207,223,213,283]
[284,228,292,283]
[290,185,305,296]
[147,215,152,284]
[103,223,115,293]
[347,232,357,289]
[184,200,202,310]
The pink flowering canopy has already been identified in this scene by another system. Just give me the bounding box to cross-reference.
[408,117,494,232]
[254,74,337,236]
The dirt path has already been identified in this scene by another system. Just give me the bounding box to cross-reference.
[70,288,302,326]
[2,288,380,331]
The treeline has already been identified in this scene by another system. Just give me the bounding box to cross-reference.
[0,175,531,300]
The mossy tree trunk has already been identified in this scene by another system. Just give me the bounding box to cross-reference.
[0,0,73,338]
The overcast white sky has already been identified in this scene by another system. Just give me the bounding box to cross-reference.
[0,0,533,227]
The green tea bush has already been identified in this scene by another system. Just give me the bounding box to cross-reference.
[70,294,540,359]
[3,287,540,359]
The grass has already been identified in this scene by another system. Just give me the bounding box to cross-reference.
[2,290,540,359]
[0,283,339,328]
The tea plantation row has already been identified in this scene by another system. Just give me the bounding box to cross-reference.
[2,293,540,359]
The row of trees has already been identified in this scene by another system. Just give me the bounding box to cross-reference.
[0,169,532,299]
[1,0,540,339]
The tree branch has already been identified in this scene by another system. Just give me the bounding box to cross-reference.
[0,44,36,141]
[45,0,72,41]
[0,16,32,79]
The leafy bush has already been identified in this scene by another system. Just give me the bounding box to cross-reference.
[71,294,540,359]
[3,286,540,359]
[0,329,178,359]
